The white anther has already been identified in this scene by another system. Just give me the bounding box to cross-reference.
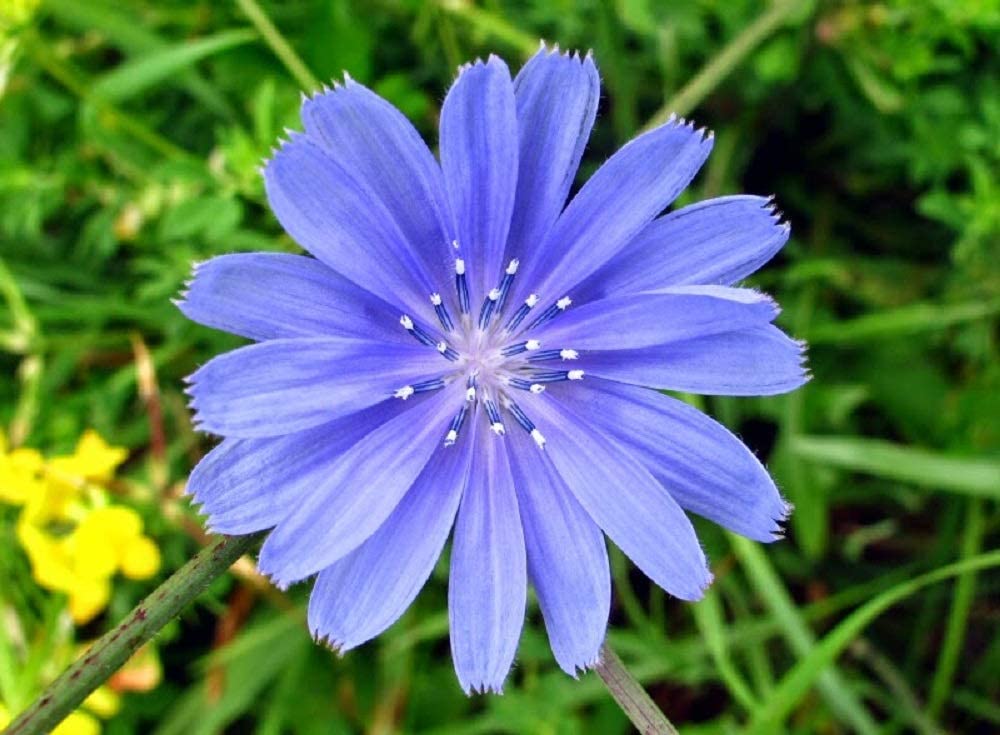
[491,422,506,436]
[466,386,476,402]
[437,341,448,353]
[526,339,542,351]
[430,293,442,305]
[455,258,466,275]
[506,259,520,275]
[568,369,585,381]
[529,384,546,394]
[525,293,540,307]
[444,429,458,446]
[400,315,414,330]
[488,288,502,301]
[560,349,579,360]
[531,429,546,448]
[394,385,415,400]
[556,296,572,310]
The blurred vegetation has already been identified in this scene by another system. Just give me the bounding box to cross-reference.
[1,0,998,733]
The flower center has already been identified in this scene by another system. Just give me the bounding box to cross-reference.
[395,257,582,449]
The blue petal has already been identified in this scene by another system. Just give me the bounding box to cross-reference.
[440,56,519,300]
[258,386,462,587]
[534,286,779,350]
[188,337,451,438]
[307,421,476,651]
[578,324,809,395]
[533,396,712,600]
[552,379,790,542]
[576,196,790,301]
[517,119,713,306]
[300,78,454,288]
[264,134,439,318]
[186,401,403,535]
[505,46,599,267]
[177,253,402,342]
[449,429,526,694]
[507,427,609,675]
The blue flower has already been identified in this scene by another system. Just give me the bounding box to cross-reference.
[179,46,807,693]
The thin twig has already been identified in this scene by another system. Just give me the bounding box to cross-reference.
[644,0,808,129]
[234,0,320,91]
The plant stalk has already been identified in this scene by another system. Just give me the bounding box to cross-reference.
[5,533,263,735]
[594,643,679,735]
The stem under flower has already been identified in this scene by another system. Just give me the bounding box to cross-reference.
[595,643,680,735]
[6,533,264,735]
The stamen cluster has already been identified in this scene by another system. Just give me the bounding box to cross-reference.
[397,253,581,448]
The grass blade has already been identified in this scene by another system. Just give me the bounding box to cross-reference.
[791,436,1000,498]
[746,550,1000,731]
[91,29,256,103]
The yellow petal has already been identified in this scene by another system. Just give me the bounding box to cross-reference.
[49,430,128,484]
[0,703,10,729]
[52,710,100,735]
[120,536,160,580]
[0,447,45,506]
[83,686,121,718]
[69,577,111,624]
[18,522,76,592]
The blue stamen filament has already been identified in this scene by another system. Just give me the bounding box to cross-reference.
[523,369,585,384]
[436,341,460,362]
[400,314,438,348]
[430,293,454,332]
[455,259,470,315]
[483,394,505,436]
[501,339,542,357]
[526,295,572,331]
[527,348,579,362]
[503,293,539,333]
[394,377,449,400]
[494,258,519,314]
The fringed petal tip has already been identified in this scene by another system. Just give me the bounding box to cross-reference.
[661,112,715,142]
[762,195,793,233]
[309,630,352,657]
[259,128,312,177]
[536,39,595,63]
[762,498,795,543]
[460,679,507,696]
[452,54,511,81]
[299,71,357,105]
[560,652,602,679]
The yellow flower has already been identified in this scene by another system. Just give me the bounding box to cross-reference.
[19,503,159,624]
[0,431,46,506]
[0,702,10,729]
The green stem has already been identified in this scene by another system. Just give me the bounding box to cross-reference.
[594,643,679,735]
[926,498,985,717]
[644,0,807,129]
[234,0,320,91]
[5,533,263,735]
[730,534,880,734]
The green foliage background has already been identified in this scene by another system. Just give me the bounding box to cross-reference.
[1,0,998,732]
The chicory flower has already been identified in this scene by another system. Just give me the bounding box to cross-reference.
[179,45,807,693]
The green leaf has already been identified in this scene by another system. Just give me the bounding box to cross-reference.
[791,436,1000,498]
[91,29,257,103]
[807,300,1000,344]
